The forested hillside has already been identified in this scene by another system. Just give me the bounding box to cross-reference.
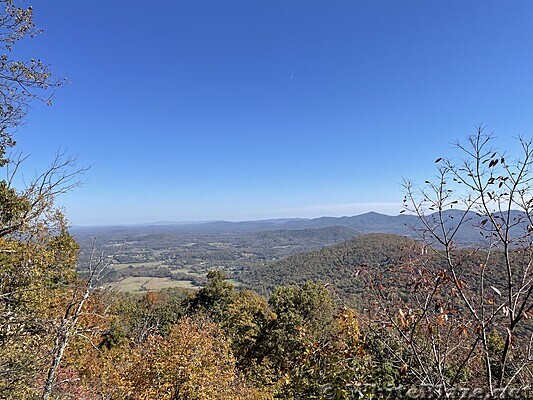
[242,233,418,301]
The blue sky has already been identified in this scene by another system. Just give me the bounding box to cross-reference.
[11,0,533,225]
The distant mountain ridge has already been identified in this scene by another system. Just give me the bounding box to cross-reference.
[280,211,414,234]
[71,211,412,232]
[72,210,530,247]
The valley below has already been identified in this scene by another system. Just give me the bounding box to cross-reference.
[73,210,515,297]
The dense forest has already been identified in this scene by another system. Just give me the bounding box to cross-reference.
[1,2,533,399]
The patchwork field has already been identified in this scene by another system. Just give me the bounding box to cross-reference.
[111,261,169,271]
[107,276,199,292]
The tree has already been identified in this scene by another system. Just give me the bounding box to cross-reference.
[90,316,269,400]
[99,288,192,349]
[368,129,533,397]
[41,243,113,399]
[0,154,86,399]
[189,270,237,319]
[253,282,337,395]
[235,283,378,399]
[223,288,275,372]
[0,0,65,165]
[0,3,93,398]
[0,228,79,398]
[276,306,376,399]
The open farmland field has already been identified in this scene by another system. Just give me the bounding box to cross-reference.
[107,277,199,292]
[111,261,169,271]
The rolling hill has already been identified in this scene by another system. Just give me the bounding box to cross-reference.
[241,233,421,302]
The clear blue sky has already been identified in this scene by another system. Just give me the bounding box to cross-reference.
[12,0,533,225]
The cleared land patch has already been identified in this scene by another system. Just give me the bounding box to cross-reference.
[111,261,168,271]
[108,277,198,292]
